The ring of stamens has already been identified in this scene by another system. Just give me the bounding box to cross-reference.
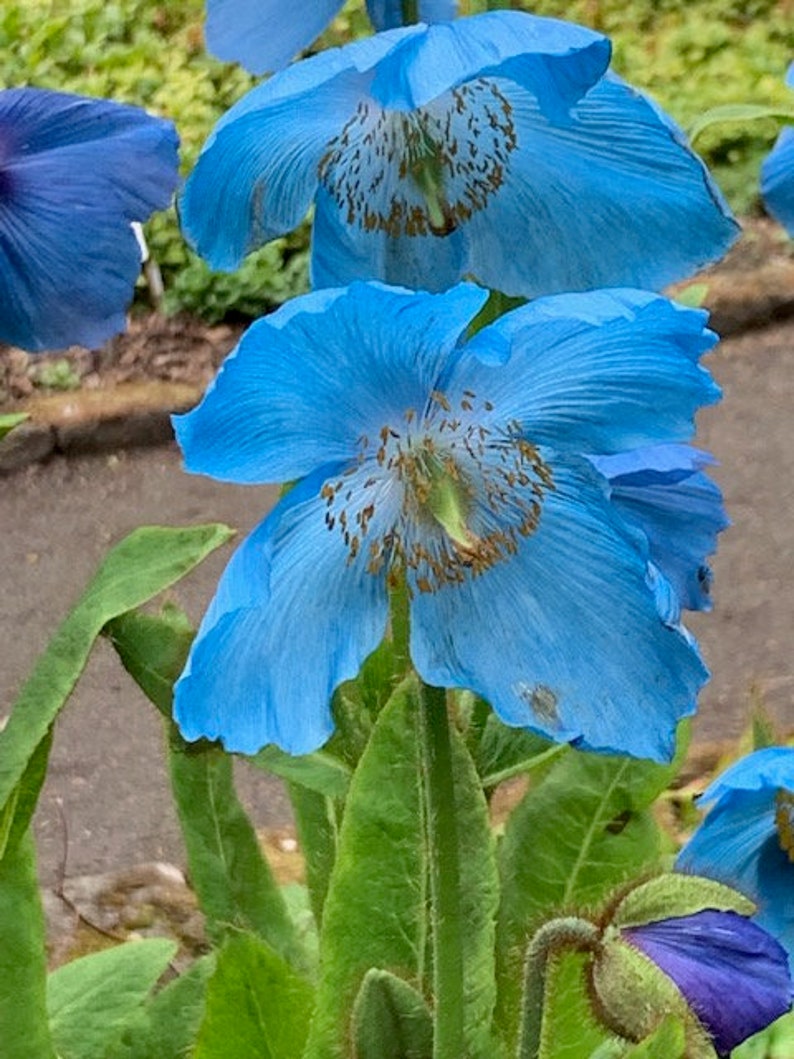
[318,78,517,238]
[320,389,553,594]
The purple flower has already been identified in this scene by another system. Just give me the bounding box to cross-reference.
[624,909,792,1054]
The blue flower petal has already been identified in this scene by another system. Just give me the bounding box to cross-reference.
[174,282,488,484]
[676,748,794,967]
[761,127,794,235]
[205,0,345,75]
[699,747,794,802]
[460,74,738,297]
[180,65,367,271]
[0,88,178,352]
[761,63,794,236]
[311,176,469,291]
[367,12,609,113]
[590,445,728,611]
[409,457,707,762]
[366,0,457,32]
[624,909,793,1054]
[173,470,391,754]
[456,290,719,456]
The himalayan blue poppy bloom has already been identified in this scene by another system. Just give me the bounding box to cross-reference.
[761,64,794,236]
[590,445,728,613]
[182,11,737,299]
[173,282,718,760]
[205,0,457,76]
[624,909,792,1055]
[0,88,179,352]
[677,747,794,972]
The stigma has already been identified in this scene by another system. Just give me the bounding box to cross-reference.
[320,388,553,593]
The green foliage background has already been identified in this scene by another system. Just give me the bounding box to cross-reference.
[2,0,793,320]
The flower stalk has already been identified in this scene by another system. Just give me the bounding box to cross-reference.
[419,681,465,1059]
[402,0,420,23]
[517,916,601,1059]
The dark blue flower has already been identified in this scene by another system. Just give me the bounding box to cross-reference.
[205,0,457,76]
[173,282,718,759]
[761,64,794,236]
[182,11,737,298]
[0,88,179,352]
[624,909,792,1055]
[677,748,794,973]
[589,445,728,612]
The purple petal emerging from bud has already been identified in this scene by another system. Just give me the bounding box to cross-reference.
[624,909,792,1054]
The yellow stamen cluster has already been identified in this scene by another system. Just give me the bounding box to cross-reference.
[320,389,554,594]
[318,79,517,238]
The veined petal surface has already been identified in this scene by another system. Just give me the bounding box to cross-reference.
[174,471,391,754]
[460,74,737,297]
[174,282,487,484]
[591,445,728,611]
[0,88,178,351]
[205,0,345,75]
[409,457,707,762]
[454,290,719,456]
[625,910,793,1054]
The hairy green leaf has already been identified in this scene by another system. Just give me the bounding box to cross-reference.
[193,933,314,1058]
[48,938,177,1059]
[0,524,232,836]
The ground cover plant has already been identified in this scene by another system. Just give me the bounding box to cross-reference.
[1,2,793,1058]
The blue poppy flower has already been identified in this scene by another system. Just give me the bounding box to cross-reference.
[761,64,794,236]
[623,909,792,1055]
[182,11,737,299]
[172,281,719,760]
[677,747,794,972]
[0,88,179,352]
[590,445,728,613]
[205,0,457,76]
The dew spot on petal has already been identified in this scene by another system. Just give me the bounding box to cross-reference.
[516,681,559,726]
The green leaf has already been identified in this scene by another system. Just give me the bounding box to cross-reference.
[115,954,217,1059]
[733,1010,794,1059]
[0,412,28,440]
[0,524,233,835]
[287,783,340,929]
[251,745,351,800]
[169,736,308,973]
[473,713,568,789]
[47,938,177,1059]
[351,969,433,1059]
[305,678,500,1059]
[106,603,196,717]
[496,746,681,1048]
[618,1016,687,1058]
[0,831,57,1059]
[689,103,794,143]
[193,933,314,1059]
